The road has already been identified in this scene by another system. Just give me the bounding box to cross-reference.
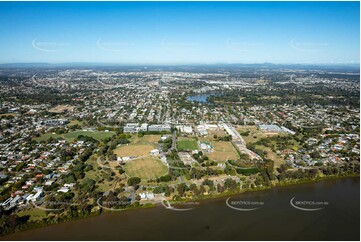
[223,123,261,161]
[171,130,177,150]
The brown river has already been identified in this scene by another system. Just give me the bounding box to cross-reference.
[2,177,359,241]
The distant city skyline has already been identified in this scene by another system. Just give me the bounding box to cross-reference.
[0,1,359,64]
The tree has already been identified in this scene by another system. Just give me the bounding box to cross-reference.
[127,177,141,186]
[189,183,198,194]
[81,178,96,193]
[156,174,172,183]
[217,184,224,193]
[202,178,214,188]
[199,185,206,195]
[64,173,76,183]
[177,183,188,197]
[154,186,166,194]
[164,186,172,197]
[224,178,238,190]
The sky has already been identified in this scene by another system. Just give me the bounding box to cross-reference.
[0,1,359,65]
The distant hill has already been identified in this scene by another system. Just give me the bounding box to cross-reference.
[0,62,359,73]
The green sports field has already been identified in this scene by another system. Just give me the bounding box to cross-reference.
[177,139,198,151]
[35,130,115,142]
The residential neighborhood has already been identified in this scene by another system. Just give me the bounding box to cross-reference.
[0,65,359,237]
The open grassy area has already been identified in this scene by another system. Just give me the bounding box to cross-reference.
[97,179,117,191]
[35,130,115,142]
[208,129,227,137]
[236,126,291,168]
[64,130,115,140]
[48,105,75,113]
[67,119,83,127]
[0,113,18,117]
[114,144,154,157]
[17,208,48,222]
[254,144,285,168]
[256,79,269,84]
[198,130,228,143]
[84,156,101,180]
[113,135,162,180]
[124,157,168,179]
[130,134,161,144]
[83,156,123,192]
[34,133,62,141]
[177,139,198,151]
[236,125,279,144]
[208,141,239,162]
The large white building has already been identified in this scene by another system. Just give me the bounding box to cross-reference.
[176,125,193,134]
[197,125,208,136]
[123,123,140,133]
[124,123,170,133]
[140,123,148,131]
[148,124,171,132]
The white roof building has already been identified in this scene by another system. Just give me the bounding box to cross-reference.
[150,149,160,156]
[57,187,70,193]
[139,192,155,200]
[197,125,208,136]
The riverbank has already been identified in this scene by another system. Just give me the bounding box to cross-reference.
[1,203,155,237]
[167,172,360,206]
[1,173,359,238]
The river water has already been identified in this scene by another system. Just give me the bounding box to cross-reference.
[2,177,360,241]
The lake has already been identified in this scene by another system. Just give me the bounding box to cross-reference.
[187,94,211,103]
[2,177,359,241]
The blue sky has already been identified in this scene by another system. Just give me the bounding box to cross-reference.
[0,1,359,64]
